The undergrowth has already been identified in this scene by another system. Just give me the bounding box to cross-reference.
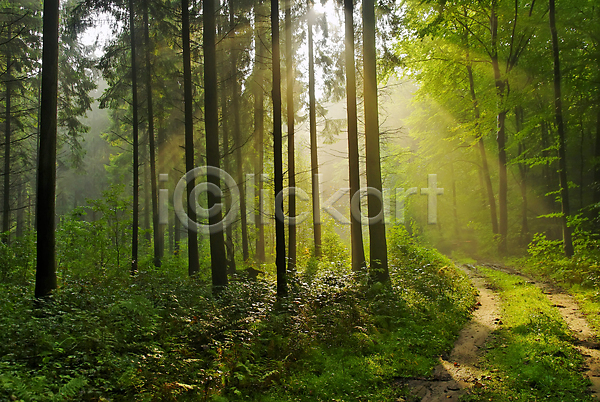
[0,225,476,401]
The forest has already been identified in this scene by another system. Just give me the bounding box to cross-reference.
[2,0,600,400]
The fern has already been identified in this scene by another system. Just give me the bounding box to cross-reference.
[52,377,87,402]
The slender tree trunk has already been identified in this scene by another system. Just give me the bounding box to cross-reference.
[466,57,498,234]
[363,0,388,282]
[220,20,236,275]
[594,100,600,207]
[174,208,180,253]
[230,1,249,262]
[516,107,529,246]
[3,27,11,244]
[254,1,265,262]
[307,0,321,258]
[143,143,151,242]
[143,0,162,266]
[205,0,228,289]
[272,0,287,297]
[491,1,508,254]
[549,0,574,257]
[35,0,59,298]
[183,0,200,274]
[16,185,23,238]
[344,0,366,273]
[129,0,140,275]
[222,84,236,275]
[285,0,296,272]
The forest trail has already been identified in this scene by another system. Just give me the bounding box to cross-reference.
[479,263,600,397]
[405,263,600,401]
[404,265,501,401]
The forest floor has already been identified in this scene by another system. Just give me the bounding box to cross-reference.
[407,263,600,401]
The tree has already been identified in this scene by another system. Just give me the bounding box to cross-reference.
[363,0,388,282]
[143,0,161,266]
[254,0,266,263]
[3,24,11,244]
[285,0,296,272]
[182,0,200,276]
[549,0,574,257]
[272,0,287,297]
[204,0,228,289]
[128,0,140,275]
[35,0,60,298]
[344,0,366,273]
[307,0,321,258]
[230,0,249,263]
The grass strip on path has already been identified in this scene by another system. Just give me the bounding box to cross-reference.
[463,266,592,402]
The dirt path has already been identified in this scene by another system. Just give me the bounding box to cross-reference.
[480,263,600,398]
[403,265,501,401]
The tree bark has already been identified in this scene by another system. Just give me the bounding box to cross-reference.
[307,0,321,258]
[344,0,366,273]
[490,1,508,254]
[35,0,59,298]
[272,0,287,297]
[549,0,574,257]
[204,0,228,289]
[254,1,265,263]
[129,0,140,275]
[285,0,296,272]
[516,106,529,246]
[230,1,249,263]
[143,0,162,266]
[466,53,498,235]
[363,0,388,282]
[182,0,200,274]
[220,15,236,275]
[3,26,11,244]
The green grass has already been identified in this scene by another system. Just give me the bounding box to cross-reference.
[463,266,592,402]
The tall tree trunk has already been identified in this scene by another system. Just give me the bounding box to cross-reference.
[16,185,24,238]
[594,100,600,208]
[143,142,151,241]
[220,19,236,275]
[363,0,388,282]
[549,0,574,257]
[491,1,508,254]
[35,0,59,298]
[466,53,498,234]
[344,0,366,273]
[285,0,296,272]
[307,0,321,258]
[183,0,200,275]
[230,0,249,262]
[222,83,236,275]
[516,107,529,246]
[272,0,287,297]
[129,0,140,275]
[204,0,228,289]
[3,27,11,244]
[143,0,162,266]
[254,1,265,262]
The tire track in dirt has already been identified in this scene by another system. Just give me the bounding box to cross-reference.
[480,263,600,398]
[403,264,501,401]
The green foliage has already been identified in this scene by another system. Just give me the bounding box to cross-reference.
[523,217,600,287]
[56,184,132,283]
[0,223,476,401]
